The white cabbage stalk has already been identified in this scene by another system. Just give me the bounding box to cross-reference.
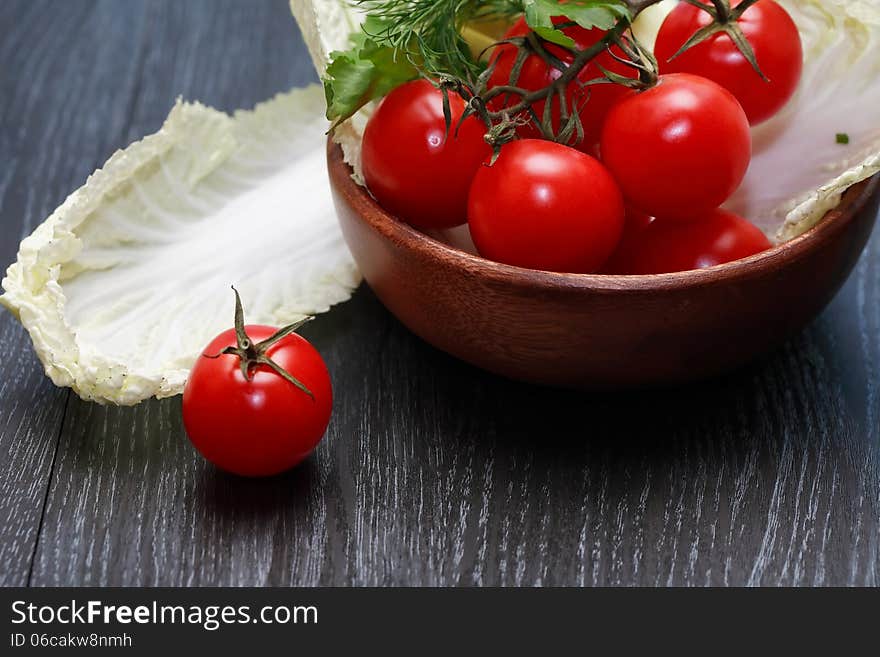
[1,87,359,404]
[295,0,880,240]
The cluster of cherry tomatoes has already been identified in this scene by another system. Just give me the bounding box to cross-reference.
[361,0,803,275]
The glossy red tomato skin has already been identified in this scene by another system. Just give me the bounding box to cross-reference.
[468,140,625,273]
[487,18,634,154]
[600,208,654,274]
[182,325,333,477]
[602,208,772,275]
[361,79,491,230]
[655,0,803,125]
[599,73,751,220]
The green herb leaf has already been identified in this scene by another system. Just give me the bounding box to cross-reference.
[836,132,850,145]
[324,17,419,126]
[353,0,518,79]
[323,2,522,125]
[522,0,631,48]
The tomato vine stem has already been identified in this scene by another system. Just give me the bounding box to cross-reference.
[670,0,767,80]
[434,0,674,152]
[449,11,658,154]
[204,287,316,399]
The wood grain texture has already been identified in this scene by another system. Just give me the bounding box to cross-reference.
[1,0,879,587]
[0,314,66,586]
[0,0,151,585]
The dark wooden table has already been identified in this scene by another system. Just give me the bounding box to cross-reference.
[2,0,879,587]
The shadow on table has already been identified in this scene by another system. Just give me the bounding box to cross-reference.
[194,454,321,521]
[405,323,790,458]
[190,285,862,517]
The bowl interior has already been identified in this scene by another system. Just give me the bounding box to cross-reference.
[331,134,879,293]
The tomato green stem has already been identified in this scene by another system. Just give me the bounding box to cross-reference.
[203,287,315,400]
[670,0,768,81]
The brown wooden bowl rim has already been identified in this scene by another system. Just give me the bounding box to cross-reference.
[328,140,879,293]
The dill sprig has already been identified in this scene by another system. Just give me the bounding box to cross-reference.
[324,0,521,125]
[354,0,522,79]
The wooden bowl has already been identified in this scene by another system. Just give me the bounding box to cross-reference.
[327,141,879,387]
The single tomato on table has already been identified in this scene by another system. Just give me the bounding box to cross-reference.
[183,289,332,477]
[600,73,751,221]
[467,139,625,274]
[361,78,491,230]
[655,0,803,125]
[602,208,773,275]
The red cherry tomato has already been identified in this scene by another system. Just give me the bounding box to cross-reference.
[655,0,803,125]
[599,73,751,220]
[600,208,654,274]
[468,139,625,273]
[602,208,772,275]
[487,17,635,154]
[183,324,332,477]
[361,79,491,229]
